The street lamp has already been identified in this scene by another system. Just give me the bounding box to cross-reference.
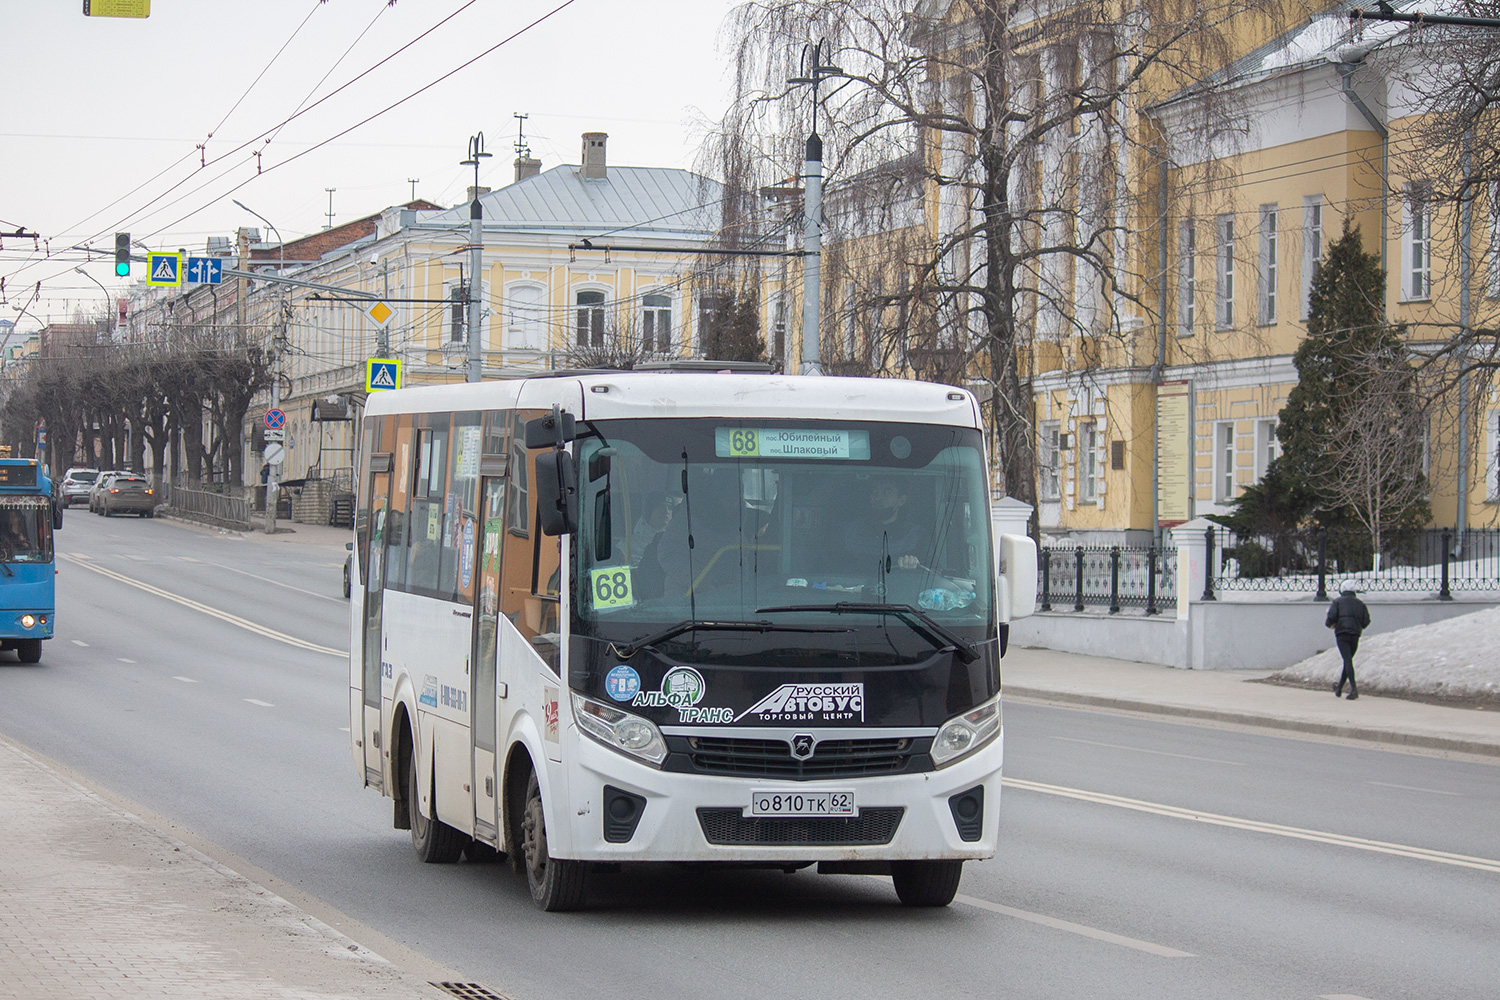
[459,133,491,384]
[789,40,841,376]
[73,267,113,336]
[231,199,285,534]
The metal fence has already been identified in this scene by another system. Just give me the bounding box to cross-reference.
[1038,545,1178,614]
[1210,525,1500,598]
[165,484,253,530]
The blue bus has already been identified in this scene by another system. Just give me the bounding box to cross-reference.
[0,459,62,664]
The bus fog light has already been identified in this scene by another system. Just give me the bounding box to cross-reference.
[573,693,667,766]
[20,614,35,629]
[931,696,1001,768]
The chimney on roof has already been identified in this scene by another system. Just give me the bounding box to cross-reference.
[467,185,491,202]
[514,154,542,183]
[581,132,608,180]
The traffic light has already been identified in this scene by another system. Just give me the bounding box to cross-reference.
[114,232,130,277]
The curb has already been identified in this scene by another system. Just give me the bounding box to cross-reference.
[1003,686,1500,758]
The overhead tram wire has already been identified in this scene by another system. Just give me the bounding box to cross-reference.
[141,0,582,241]
[17,0,487,282]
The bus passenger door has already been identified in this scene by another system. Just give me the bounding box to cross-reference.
[361,468,391,789]
[470,476,505,840]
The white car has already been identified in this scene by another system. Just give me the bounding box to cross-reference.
[60,468,100,507]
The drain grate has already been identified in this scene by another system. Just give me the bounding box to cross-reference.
[430,983,512,1000]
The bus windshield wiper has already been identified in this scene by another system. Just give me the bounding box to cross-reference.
[756,602,979,663]
[614,619,849,659]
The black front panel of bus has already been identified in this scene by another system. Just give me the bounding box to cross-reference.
[0,465,38,488]
[568,633,999,730]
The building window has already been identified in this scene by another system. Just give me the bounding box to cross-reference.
[1079,420,1098,504]
[772,298,787,360]
[696,292,731,352]
[576,290,605,347]
[1254,418,1279,480]
[1404,188,1430,301]
[1039,421,1061,501]
[1178,220,1196,336]
[1302,196,1323,319]
[1489,182,1500,300]
[1216,215,1235,329]
[1216,421,1236,501]
[1259,205,1277,325]
[448,281,469,344]
[504,283,546,350]
[642,293,672,353]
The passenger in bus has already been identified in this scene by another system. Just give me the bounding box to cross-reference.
[628,492,675,564]
[841,479,927,572]
[0,510,32,556]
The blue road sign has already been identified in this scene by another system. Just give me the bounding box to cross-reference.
[146,252,183,287]
[264,408,286,430]
[186,257,223,285]
[366,358,402,392]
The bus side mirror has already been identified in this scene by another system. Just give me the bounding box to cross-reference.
[524,411,576,449]
[534,451,578,536]
[996,534,1036,623]
[52,499,64,531]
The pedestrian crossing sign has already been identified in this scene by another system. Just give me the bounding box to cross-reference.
[146,252,183,287]
[366,358,402,392]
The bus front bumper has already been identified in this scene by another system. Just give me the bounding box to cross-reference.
[559,727,1003,864]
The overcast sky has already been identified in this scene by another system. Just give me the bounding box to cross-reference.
[1,0,740,333]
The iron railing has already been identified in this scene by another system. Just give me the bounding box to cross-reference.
[1038,545,1177,614]
[166,484,253,530]
[1211,526,1500,598]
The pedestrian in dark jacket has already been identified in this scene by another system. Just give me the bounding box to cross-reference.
[1325,582,1371,700]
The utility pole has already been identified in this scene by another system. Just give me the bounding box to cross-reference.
[460,133,491,383]
[407,178,420,202]
[324,188,337,230]
[790,41,840,376]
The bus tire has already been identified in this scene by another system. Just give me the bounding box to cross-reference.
[16,639,41,664]
[407,740,466,864]
[521,770,587,911]
[891,860,963,907]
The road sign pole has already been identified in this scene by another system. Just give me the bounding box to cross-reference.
[265,366,280,536]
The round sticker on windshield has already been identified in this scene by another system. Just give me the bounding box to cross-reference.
[661,666,705,708]
[889,435,912,459]
[605,665,641,702]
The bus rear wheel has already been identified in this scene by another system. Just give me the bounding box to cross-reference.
[891,860,963,907]
[520,770,587,911]
[406,740,466,864]
[16,639,41,664]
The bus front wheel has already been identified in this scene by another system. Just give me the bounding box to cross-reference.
[406,739,466,864]
[16,639,41,664]
[891,860,963,907]
[521,770,587,911]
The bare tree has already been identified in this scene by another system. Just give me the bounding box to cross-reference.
[1309,347,1430,567]
[705,0,1263,525]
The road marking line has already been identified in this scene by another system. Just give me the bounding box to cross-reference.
[172,676,197,683]
[1319,995,1377,999]
[70,639,88,647]
[118,658,136,664]
[955,894,1194,957]
[338,727,350,732]
[1004,777,1500,874]
[1049,735,1246,766]
[244,698,274,708]
[189,559,344,604]
[1366,780,1460,796]
[178,556,200,562]
[58,553,345,659]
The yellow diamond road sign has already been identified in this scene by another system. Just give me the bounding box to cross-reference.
[364,300,395,326]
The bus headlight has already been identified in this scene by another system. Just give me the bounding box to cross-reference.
[931,696,1001,768]
[572,693,668,766]
[20,614,35,629]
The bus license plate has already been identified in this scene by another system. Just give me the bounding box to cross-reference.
[748,790,856,817]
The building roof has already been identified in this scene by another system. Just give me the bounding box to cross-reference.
[422,164,724,241]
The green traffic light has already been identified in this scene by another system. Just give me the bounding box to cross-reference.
[115,260,130,277]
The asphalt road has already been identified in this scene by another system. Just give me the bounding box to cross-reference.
[1,511,1496,1000]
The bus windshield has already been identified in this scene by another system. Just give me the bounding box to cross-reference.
[572,418,993,646]
[0,500,53,564]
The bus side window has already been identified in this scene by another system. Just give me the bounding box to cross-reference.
[497,410,560,672]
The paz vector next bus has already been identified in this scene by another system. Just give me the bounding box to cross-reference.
[350,371,1037,910]
[0,458,63,664]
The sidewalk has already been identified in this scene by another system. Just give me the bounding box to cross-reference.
[0,734,458,1000]
[1003,645,1500,757]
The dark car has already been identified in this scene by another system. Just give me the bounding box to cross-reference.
[89,471,126,513]
[100,475,157,517]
